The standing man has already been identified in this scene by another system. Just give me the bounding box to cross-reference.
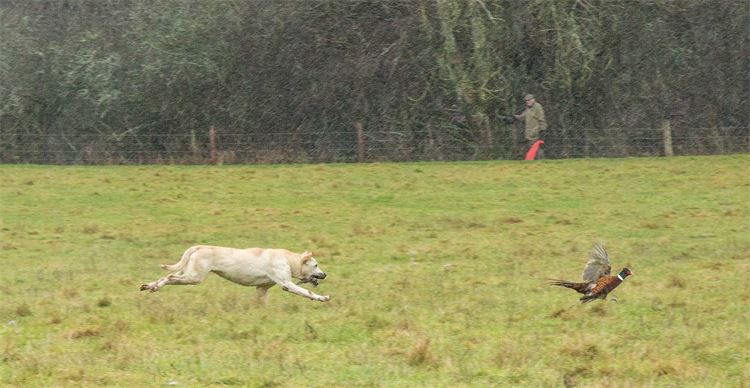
[515,93,547,159]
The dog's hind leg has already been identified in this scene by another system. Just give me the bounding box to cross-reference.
[140,273,180,292]
[140,278,164,292]
[140,260,211,292]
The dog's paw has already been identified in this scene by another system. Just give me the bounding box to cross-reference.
[319,295,330,302]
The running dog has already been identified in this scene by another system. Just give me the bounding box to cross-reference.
[140,246,330,303]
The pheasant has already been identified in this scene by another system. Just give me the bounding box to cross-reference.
[550,243,632,303]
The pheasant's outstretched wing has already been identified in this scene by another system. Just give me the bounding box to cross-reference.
[581,243,611,283]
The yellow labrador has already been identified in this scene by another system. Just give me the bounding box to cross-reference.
[140,246,330,303]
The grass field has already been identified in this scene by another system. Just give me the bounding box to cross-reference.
[1,155,748,387]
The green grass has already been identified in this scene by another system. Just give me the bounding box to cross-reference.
[1,155,748,387]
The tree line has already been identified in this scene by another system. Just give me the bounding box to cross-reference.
[1,0,747,163]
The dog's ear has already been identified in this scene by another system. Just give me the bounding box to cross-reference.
[301,251,313,263]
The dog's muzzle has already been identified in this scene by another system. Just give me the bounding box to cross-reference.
[311,272,326,287]
[301,272,326,287]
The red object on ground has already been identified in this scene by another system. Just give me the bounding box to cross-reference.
[525,140,544,160]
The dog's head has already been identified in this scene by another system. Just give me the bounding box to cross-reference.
[299,251,327,287]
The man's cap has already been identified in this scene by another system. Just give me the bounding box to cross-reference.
[524,94,535,101]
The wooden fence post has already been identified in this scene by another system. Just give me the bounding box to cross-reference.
[209,126,218,164]
[661,119,674,157]
[355,122,365,162]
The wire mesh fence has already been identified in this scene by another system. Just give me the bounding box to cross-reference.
[2,125,747,165]
[2,2,747,166]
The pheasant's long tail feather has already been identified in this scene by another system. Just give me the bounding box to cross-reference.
[549,279,575,287]
[549,279,590,295]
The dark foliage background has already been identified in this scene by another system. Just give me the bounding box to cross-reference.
[1,0,747,163]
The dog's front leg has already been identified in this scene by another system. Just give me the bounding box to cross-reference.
[255,285,272,306]
[277,280,330,302]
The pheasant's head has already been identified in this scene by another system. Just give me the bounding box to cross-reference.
[619,268,633,279]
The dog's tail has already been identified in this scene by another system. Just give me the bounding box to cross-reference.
[161,246,201,272]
